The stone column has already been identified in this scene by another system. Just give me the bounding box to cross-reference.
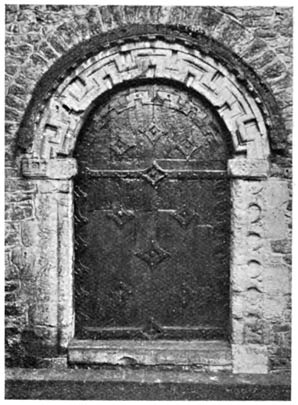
[21,157,77,358]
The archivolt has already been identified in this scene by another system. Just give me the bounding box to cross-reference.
[18,25,275,168]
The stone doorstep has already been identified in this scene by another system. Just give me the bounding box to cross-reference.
[5,368,291,400]
[5,367,291,385]
[68,339,232,370]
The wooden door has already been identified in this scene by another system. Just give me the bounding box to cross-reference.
[74,83,231,340]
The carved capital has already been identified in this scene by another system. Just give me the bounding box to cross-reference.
[228,159,269,179]
[22,157,77,179]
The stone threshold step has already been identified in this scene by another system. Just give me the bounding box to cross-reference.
[68,339,232,371]
[6,368,291,400]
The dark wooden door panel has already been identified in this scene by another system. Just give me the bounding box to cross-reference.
[74,83,231,340]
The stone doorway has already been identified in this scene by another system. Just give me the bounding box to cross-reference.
[73,82,231,343]
[16,24,287,373]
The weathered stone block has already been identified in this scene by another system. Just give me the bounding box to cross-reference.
[261,60,287,80]
[263,262,290,295]
[6,94,26,111]
[48,35,67,54]
[39,42,58,60]
[232,275,263,296]
[232,266,263,300]
[262,179,289,239]
[231,292,262,321]
[5,106,22,121]
[30,53,49,68]
[5,279,20,294]
[263,294,288,318]
[14,73,36,94]
[22,158,77,179]
[271,239,291,254]
[5,261,19,279]
[7,83,26,97]
[21,326,59,357]
[37,180,71,194]
[69,340,232,370]
[249,50,276,70]
[5,122,18,138]
[11,246,36,276]
[232,344,268,374]
[5,178,37,193]
[228,159,269,178]
[28,297,58,328]
[21,220,38,247]
[5,222,20,246]
[5,301,25,317]
[283,254,291,265]
[6,191,34,203]
[239,37,267,59]
[243,320,264,344]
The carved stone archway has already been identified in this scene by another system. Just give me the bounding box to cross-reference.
[19,26,286,374]
[22,34,270,161]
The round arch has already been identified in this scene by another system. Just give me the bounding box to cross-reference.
[19,25,273,163]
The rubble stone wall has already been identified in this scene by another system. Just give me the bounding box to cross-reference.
[5,5,292,371]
